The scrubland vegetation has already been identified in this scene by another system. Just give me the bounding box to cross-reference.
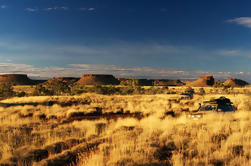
[0,83,251,165]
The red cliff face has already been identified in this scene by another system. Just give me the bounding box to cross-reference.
[187,75,214,87]
[0,74,34,85]
[224,78,249,87]
[77,74,120,85]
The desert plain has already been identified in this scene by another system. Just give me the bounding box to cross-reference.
[0,74,250,166]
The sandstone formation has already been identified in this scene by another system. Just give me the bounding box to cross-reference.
[223,78,249,87]
[77,74,120,85]
[0,74,35,85]
[186,75,214,87]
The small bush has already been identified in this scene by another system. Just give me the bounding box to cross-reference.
[32,84,52,96]
[70,84,85,95]
[232,145,244,156]
[181,87,194,97]
[119,86,134,95]
[213,80,224,88]
[197,88,205,95]
[32,80,71,96]
[0,84,15,98]
[45,80,70,95]
[17,91,26,97]
[154,142,177,161]
[69,84,170,95]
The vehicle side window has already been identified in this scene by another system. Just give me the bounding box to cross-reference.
[202,105,216,111]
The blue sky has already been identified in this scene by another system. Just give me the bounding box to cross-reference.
[1,0,251,80]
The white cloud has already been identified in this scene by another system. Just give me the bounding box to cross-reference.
[228,17,251,28]
[25,8,39,12]
[44,7,54,11]
[217,50,241,56]
[70,64,239,80]
[1,39,250,79]
[79,8,95,11]
[0,41,31,50]
[88,8,95,11]
[69,64,198,79]
[0,39,187,58]
[1,5,7,9]
[44,6,69,11]
[0,63,249,82]
[217,49,251,58]
[60,6,69,10]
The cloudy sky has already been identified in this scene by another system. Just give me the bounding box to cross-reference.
[1,0,251,81]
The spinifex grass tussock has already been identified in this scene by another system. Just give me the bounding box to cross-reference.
[0,93,250,165]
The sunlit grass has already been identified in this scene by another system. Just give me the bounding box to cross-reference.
[0,90,250,165]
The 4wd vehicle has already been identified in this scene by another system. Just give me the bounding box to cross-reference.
[188,96,236,119]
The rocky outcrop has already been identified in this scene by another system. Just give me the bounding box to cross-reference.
[0,74,35,85]
[186,75,214,87]
[77,74,120,85]
[223,78,249,87]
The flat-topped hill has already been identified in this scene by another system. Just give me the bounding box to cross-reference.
[77,74,120,85]
[0,74,34,85]
[186,75,215,87]
[224,78,249,87]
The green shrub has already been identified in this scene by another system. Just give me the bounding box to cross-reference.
[0,84,15,98]
[70,84,86,95]
[32,84,52,96]
[44,80,70,95]
[213,80,224,88]
[223,85,232,94]
[70,84,169,96]
[91,85,121,95]
[184,87,195,95]
[197,88,205,95]
[17,91,26,97]
[119,86,134,95]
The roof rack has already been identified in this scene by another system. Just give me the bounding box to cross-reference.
[203,96,232,105]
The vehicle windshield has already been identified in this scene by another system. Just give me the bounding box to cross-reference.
[200,105,217,111]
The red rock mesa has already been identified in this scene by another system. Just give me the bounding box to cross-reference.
[187,75,215,87]
[77,74,120,85]
[223,78,249,87]
[0,74,34,85]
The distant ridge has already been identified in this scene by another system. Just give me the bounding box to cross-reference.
[0,74,249,87]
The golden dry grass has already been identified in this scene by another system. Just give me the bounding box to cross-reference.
[0,89,251,165]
